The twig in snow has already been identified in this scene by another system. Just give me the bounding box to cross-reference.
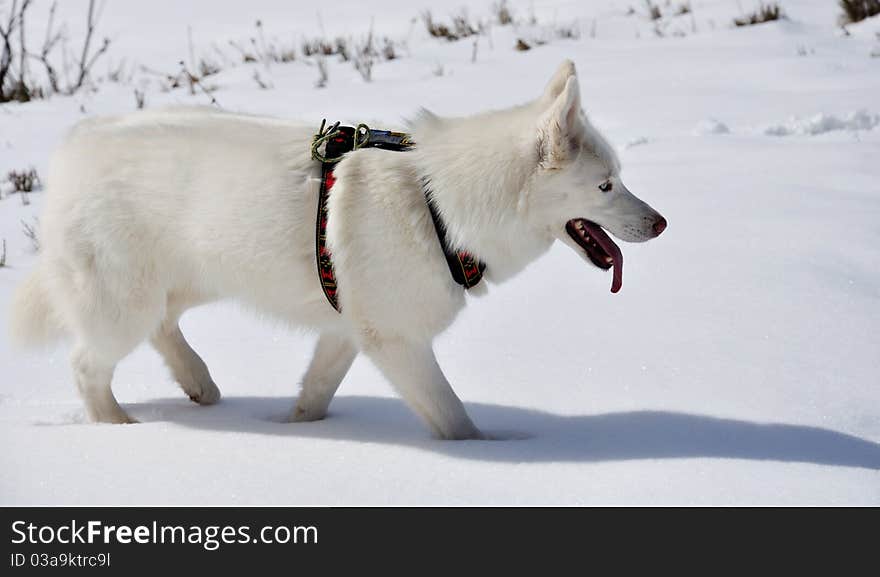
[21,218,39,252]
[315,57,327,88]
[179,61,221,107]
[70,0,111,92]
[133,87,145,109]
[31,1,63,94]
[252,69,271,89]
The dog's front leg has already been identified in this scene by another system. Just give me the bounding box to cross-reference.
[364,338,482,440]
[289,333,357,422]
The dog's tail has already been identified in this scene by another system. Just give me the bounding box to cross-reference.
[8,262,64,348]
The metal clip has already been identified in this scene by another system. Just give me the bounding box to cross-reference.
[310,119,342,163]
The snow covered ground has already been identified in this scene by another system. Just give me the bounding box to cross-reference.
[1,0,878,505]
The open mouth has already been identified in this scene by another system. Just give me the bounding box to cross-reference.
[565,218,623,293]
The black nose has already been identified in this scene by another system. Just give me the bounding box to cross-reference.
[653,217,667,236]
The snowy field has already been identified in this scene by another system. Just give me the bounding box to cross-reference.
[1,0,878,505]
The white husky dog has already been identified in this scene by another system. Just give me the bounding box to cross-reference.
[9,60,665,439]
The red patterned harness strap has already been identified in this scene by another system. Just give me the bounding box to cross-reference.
[316,162,341,311]
[313,122,485,313]
[421,177,486,289]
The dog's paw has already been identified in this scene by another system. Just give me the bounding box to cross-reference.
[185,380,221,406]
[288,404,328,423]
[89,407,139,425]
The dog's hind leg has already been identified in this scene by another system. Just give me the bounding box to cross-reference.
[289,333,357,422]
[64,263,165,424]
[151,296,220,405]
[71,345,137,424]
[363,339,482,440]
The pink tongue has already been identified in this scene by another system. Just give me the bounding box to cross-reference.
[582,221,623,293]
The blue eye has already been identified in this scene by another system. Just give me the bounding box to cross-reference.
[599,181,613,192]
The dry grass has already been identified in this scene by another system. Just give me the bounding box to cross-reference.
[423,10,480,41]
[734,3,783,27]
[5,168,40,205]
[644,0,662,21]
[7,168,40,193]
[839,0,880,23]
[493,0,514,25]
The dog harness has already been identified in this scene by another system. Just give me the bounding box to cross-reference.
[311,120,486,312]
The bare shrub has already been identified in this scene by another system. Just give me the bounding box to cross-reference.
[423,12,450,39]
[7,167,39,193]
[5,167,40,204]
[32,1,62,94]
[335,37,349,61]
[423,10,480,41]
[228,39,257,63]
[301,38,332,57]
[354,56,372,81]
[452,12,481,38]
[354,33,374,82]
[839,0,880,23]
[303,36,350,58]
[734,3,783,27]
[644,0,662,21]
[493,0,514,25]
[555,23,581,39]
[382,37,397,60]
[351,26,401,82]
[198,59,221,78]
[1,0,35,102]
[238,20,296,65]
[1,0,111,102]
[70,0,111,93]
[179,61,220,107]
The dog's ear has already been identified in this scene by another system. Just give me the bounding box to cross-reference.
[539,59,577,109]
[538,76,581,165]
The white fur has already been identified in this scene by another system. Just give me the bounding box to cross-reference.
[8,61,664,438]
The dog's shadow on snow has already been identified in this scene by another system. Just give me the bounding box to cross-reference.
[132,395,880,470]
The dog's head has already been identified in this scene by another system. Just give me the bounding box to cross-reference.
[526,60,666,293]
